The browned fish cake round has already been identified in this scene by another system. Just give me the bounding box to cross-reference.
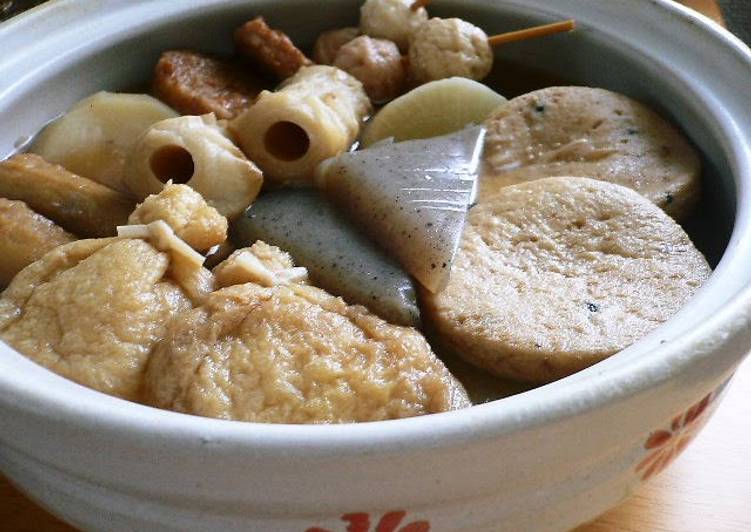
[422,177,710,383]
[481,87,701,219]
[144,282,470,423]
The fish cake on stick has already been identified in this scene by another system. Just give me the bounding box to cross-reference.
[360,0,428,51]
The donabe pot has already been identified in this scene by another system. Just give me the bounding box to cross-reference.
[0,1,750,531]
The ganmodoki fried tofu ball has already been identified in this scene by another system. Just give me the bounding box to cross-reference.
[408,17,493,84]
[360,0,428,52]
[334,36,407,103]
[313,27,360,65]
[128,183,227,252]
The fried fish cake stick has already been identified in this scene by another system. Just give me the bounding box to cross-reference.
[153,50,265,119]
[234,16,312,80]
[0,198,75,287]
[0,153,135,238]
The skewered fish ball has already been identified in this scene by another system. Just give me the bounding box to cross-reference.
[408,17,493,84]
[360,0,428,51]
[313,27,360,65]
[334,35,407,103]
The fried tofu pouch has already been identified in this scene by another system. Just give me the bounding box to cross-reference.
[144,280,470,423]
[0,184,225,401]
[0,238,193,401]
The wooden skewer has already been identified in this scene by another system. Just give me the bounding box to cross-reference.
[488,19,577,47]
[410,0,432,12]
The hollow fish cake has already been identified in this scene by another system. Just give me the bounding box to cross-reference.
[481,87,701,219]
[422,177,710,383]
[144,282,470,423]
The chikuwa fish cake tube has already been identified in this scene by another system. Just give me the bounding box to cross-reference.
[231,65,371,186]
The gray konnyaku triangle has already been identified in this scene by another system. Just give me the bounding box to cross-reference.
[317,126,485,293]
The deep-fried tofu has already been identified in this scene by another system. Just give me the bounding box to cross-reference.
[0,198,75,287]
[234,17,312,79]
[0,154,135,238]
[153,50,265,119]
[213,241,308,288]
[0,238,193,401]
[143,282,470,423]
[128,184,228,252]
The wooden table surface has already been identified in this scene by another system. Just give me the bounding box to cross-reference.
[1,1,748,531]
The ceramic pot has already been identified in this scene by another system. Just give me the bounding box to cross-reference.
[1,1,750,531]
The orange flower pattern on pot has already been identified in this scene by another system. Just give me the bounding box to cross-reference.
[306,510,430,532]
[636,384,725,481]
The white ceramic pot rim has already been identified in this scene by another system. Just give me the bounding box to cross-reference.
[1,0,751,457]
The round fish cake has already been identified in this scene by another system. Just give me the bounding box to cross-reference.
[144,282,470,423]
[422,177,711,383]
[481,87,701,220]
